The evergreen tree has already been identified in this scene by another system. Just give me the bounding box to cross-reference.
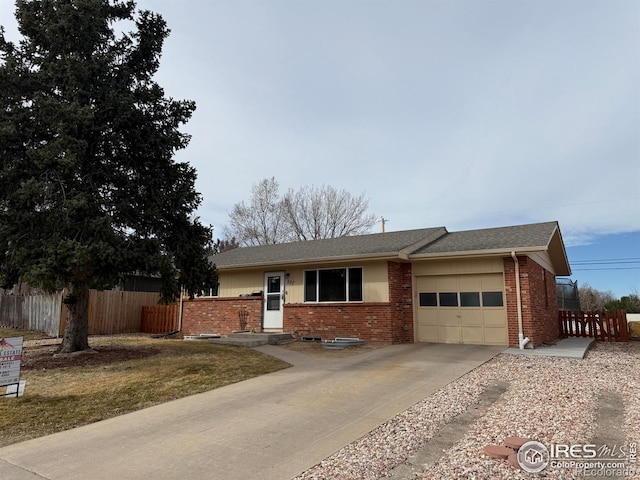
[0,0,215,353]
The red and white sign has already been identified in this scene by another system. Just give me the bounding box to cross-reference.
[0,337,23,388]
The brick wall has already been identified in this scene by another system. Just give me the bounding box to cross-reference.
[504,256,559,348]
[525,258,559,345]
[181,296,263,336]
[284,303,395,343]
[387,261,414,343]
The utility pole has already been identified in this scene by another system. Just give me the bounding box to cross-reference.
[380,217,388,233]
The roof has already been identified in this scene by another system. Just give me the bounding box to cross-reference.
[412,221,571,275]
[211,227,446,268]
[412,221,559,255]
[211,221,571,275]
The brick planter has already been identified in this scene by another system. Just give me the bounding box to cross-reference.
[182,296,263,336]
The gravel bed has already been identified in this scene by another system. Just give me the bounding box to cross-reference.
[295,342,639,480]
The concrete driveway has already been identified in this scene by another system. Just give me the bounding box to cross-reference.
[0,343,502,480]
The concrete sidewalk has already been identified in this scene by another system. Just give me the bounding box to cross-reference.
[0,343,502,480]
[503,337,594,359]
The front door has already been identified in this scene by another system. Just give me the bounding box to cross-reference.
[263,271,285,330]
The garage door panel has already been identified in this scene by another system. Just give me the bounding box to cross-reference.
[438,309,460,325]
[416,276,437,292]
[437,276,457,291]
[458,276,481,291]
[461,309,482,325]
[483,326,508,345]
[418,325,439,342]
[483,308,507,326]
[439,326,461,343]
[461,326,484,344]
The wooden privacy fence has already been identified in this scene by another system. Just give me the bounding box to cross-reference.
[60,290,163,336]
[558,310,629,342]
[140,304,179,334]
[2,290,162,336]
[0,293,62,337]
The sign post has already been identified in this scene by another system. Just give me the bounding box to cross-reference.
[0,337,24,397]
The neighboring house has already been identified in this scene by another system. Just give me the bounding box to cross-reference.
[121,274,164,293]
[181,221,571,348]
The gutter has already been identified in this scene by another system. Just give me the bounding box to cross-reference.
[215,251,405,271]
[511,251,530,349]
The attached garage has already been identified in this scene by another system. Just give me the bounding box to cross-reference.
[415,273,508,345]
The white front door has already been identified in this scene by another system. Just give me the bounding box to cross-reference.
[263,271,285,330]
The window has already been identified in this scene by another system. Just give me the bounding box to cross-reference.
[304,270,317,302]
[482,291,504,307]
[348,267,363,302]
[201,282,219,297]
[419,292,437,307]
[439,292,458,307]
[460,292,480,307]
[266,295,280,310]
[304,267,363,302]
[319,269,346,301]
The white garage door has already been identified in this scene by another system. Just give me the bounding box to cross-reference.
[416,273,508,345]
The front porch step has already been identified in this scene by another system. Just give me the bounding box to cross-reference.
[209,332,293,347]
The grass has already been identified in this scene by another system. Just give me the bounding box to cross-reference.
[0,326,52,342]
[0,329,290,447]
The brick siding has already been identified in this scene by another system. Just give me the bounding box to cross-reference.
[387,261,414,343]
[181,296,263,336]
[504,256,559,348]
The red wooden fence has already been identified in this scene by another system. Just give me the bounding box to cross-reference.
[140,304,179,334]
[558,310,629,342]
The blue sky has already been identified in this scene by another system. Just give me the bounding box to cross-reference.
[1,0,638,297]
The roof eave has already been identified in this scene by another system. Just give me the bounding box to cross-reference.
[408,246,547,261]
[214,251,406,271]
[546,223,572,276]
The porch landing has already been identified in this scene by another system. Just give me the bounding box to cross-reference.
[503,337,595,359]
[209,332,293,347]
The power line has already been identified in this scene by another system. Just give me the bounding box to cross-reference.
[572,267,640,271]
[571,257,640,264]
[571,261,640,266]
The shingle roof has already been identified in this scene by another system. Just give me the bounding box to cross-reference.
[211,227,446,268]
[412,221,559,255]
[210,221,569,275]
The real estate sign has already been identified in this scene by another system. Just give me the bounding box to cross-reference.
[0,337,23,388]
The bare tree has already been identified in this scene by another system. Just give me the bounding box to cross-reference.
[224,178,290,246]
[282,185,377,240]
[578,283,615,311]
[226,179,376,245]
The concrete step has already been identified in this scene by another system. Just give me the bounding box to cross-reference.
[209,332,293,347]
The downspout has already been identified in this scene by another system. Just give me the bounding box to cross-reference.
[511,251,530,349]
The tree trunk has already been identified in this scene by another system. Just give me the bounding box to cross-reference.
[59,285,91,353]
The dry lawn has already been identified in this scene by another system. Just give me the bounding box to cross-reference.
[0,329,290,447]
